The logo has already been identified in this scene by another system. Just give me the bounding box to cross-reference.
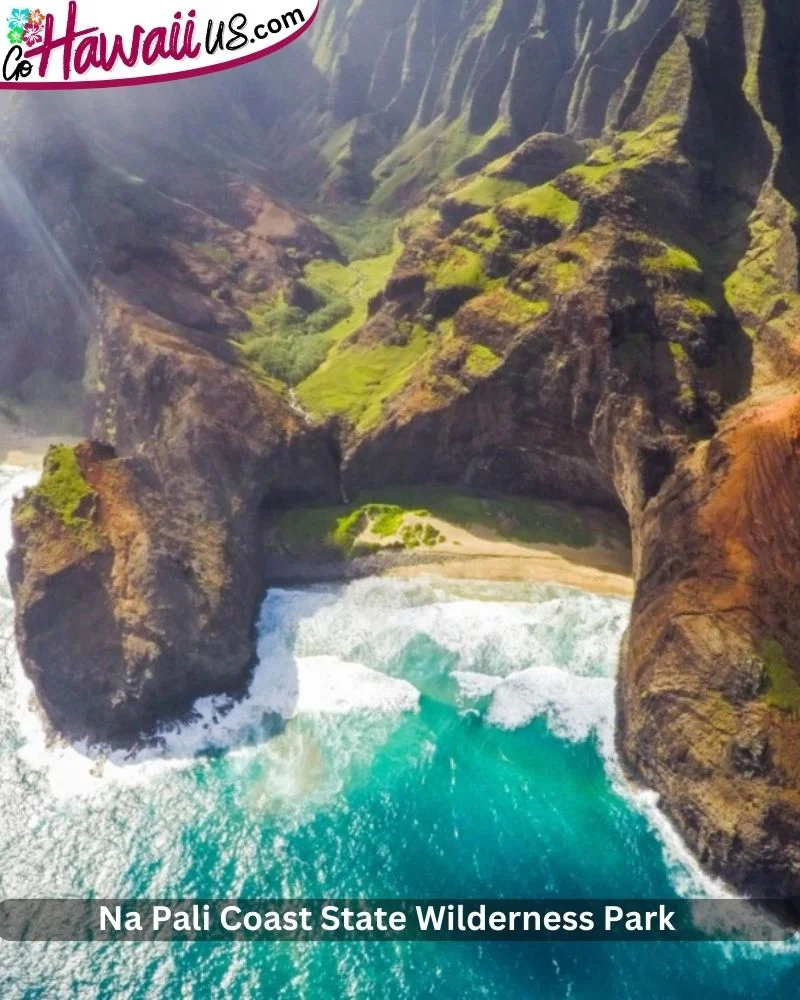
[1,0,318,88]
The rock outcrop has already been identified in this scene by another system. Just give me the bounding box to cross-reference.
[288,0,800,902]
[2,64,346,744]
[266,0,683,203]
[619,395,800,901]
[10,334,339,743]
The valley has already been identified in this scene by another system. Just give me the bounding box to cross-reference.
[3,0,800,910]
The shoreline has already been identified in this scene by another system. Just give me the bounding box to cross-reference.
[382,514,633,598]
[1,439,634,598]
[267,497,634,599]
[386,551,633,598]
[265,535,634,600]
[0,431,80,471]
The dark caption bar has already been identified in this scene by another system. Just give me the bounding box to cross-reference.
[0,899,797,942]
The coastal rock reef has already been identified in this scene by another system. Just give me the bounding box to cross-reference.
[4,0,800,903]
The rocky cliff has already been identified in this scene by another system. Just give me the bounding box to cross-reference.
[6,0,800,903]
[2,68,344,742]
[10,338,339,744]
[294,0,800,901]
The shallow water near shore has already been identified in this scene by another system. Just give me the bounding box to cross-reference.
[0,463,798,997]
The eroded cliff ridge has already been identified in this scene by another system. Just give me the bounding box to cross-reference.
[6,0,800,899]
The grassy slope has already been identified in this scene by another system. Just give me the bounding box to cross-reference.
[269,488,599,559]
[295,235,435,429]
[236,231,403,390]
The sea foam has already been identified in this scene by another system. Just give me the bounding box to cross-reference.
[0,465,737,902]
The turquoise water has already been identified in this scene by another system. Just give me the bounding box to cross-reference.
[0,464,798,997]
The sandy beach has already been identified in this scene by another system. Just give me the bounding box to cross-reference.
[382,515,634,598]
[2,429,635,599]
[0,427,79,471]
[389,554,633,598]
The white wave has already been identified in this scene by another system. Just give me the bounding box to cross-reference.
[269,576,629,683]
[451,670,502,706]
[0,464,39,600]
[453,654,732,903]
[6,569,419,799]
[485,666,615,746]
[295,656,419,715]
[12,654,419,799]
[0,473,752,908]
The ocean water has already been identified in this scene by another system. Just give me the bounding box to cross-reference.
[0,463,798,997]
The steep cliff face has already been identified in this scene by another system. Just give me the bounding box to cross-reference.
[0,49,333,399]
[267,0,681,202]
[0,95,95,393]
[312,0,677,140]
[619,395,800,900]
[10,340,339,744]
[290,0,800,899]
[2,67,344,742]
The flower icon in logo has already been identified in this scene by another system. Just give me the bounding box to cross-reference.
[6,25,23,44]
[22,21,40,45]
[27,6,43,25]
[6,8,30,31]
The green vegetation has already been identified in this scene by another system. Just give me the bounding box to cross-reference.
[448,175,526,210]
[459,210,503,254]
[356,488,597,549]
[371,114,507,207]
[239,237,402,388]
[567,117,682,188]
[305,235,403,342]
[452,267,550,345]
[371,506,406,537]
[669,342,688,362]
[684,297,716,318]
[296,323,431,430]
[551,257,582,292]
[400,522,445,548]
[239,288,351,386]
[272,502,444,558]
[16,446,100,547]
[492,288,550,323]
[762,639,800,714]
[270,488,598,559]
[644,244,703,275]
[330,507,369,551]
[194,243,234,267]
[311,208,399,259]
[466,344,501,377]
[431,246,487,290]
[568,152,627,186]
[400,202,442,241]
[722,207,800,328]
[501,183,579,226]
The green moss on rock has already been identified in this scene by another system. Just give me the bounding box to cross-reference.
[644,244,703,275]
[297,324,431,430]
[470,287,550,326]
[16,445,100,547]
[466,344,501,377]
[501,183,579,226]
[448,175,526,210]
[431,246,487,291]
[669,342,688,362]
[762,639,800,714]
